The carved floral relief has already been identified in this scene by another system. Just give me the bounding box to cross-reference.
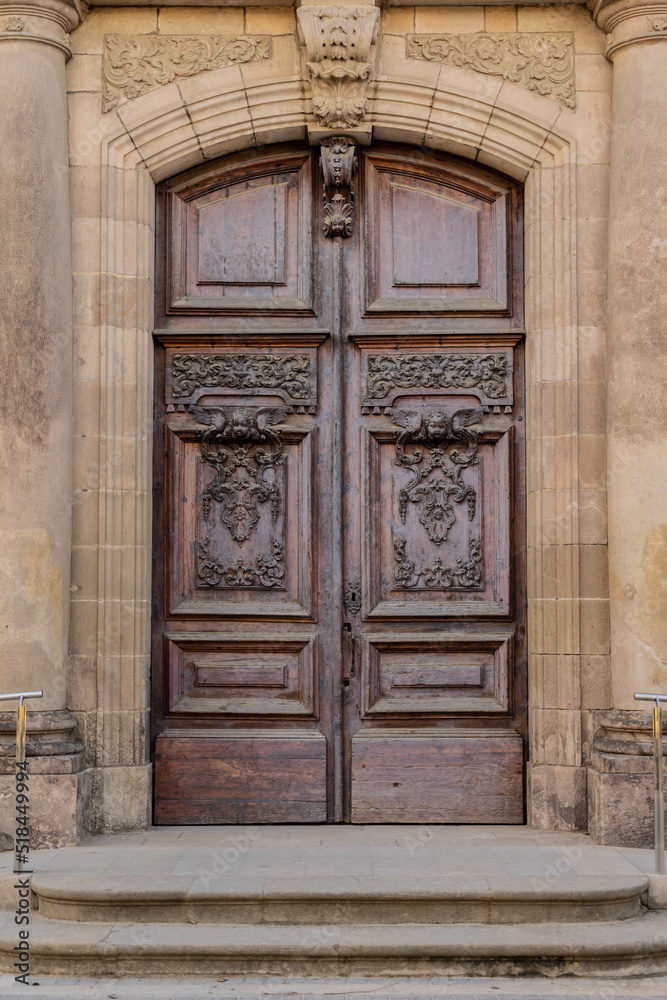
[366,354,508,402]
[170,354,312,403]
[102,33,272,112]
[407,32,575,109]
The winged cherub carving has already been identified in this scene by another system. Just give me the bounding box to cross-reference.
[192,405,288,543]
[389,406,485,544]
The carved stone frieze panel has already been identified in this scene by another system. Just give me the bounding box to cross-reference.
[168,354,314,406]
[102,34,272,112]
[297,5,379,132]
[407,32,575,109]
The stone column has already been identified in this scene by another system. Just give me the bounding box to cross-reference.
[0,0,89,846]
[588,0,667,846]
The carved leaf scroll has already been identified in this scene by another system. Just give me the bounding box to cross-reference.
[394,535,482,590]
[171,354,312,402]
[367,354,508,401]
[102,34,272,112]
[406,32,575,109]
[197,537,285,589]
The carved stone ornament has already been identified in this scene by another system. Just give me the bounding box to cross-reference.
[407,32,575,109]
[650,15,667,30]
[390,406,484,546]
[4,16,25,31]
[170,354,312,402]
[102,34,272,112]
[193,404,287,544]
[321,136,357,238]
[297,5,379,129]
[366,354,508,402]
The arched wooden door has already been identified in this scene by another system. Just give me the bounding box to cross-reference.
[151,141,526,824]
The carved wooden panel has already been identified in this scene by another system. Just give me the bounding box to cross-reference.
[362,630,513,716]
[350,729,524,823]
[154,730,327,824]
[363,150,511,314]
[166,409,314,618]
[166,149,315,314]
[362,411,512,618]
[166,632,317,717]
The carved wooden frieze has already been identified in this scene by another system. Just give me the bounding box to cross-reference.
[102,34,272,112]
[169,354,313,403]
[407,32,575,109]
[365,353,509,404]
[297,5,379,129]
[197,537,285,589]
[360,352,514,411]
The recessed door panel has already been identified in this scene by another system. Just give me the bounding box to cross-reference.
[364,151,511,314]
[166,149,315,313]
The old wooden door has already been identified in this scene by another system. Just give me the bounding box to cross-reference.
[152,141,526,824]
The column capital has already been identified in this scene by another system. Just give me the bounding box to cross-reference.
[588,0,667,58]
[0,0,81,60]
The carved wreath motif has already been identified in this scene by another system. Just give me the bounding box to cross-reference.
[102,34,272,112]
[394,535,482,590]
[407,32,575,109]
[197,537,285,589]
[367,354,507,401]
[193,405,286,544]
[171,354,312,401]
[391,406,483,546]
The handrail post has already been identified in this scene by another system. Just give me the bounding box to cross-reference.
[635,692,667,876]
[0,691,43,873]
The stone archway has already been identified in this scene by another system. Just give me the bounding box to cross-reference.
[80,53,589,835]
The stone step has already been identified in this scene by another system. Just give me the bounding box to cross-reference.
[3,911,667,977]
[31,867,648,925]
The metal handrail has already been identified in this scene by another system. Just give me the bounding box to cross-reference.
[635,693,667,875]
[0,691,43,873]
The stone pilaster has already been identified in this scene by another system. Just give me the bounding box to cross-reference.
[587,0,667,846]
[0,0,88,845]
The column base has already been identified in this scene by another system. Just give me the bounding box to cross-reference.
[588,710,663,848]
[527,762,588,831]
[90,764,152,835]
[0,709,90,848]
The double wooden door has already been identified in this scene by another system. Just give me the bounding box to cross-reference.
[152,141,526,824]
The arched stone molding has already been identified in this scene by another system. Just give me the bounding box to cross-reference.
[73,54,608,834]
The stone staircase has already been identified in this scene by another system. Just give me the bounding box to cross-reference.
[1,826,667,977]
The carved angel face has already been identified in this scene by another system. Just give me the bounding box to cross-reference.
[230,410,252,439]
[424,411,449,441]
